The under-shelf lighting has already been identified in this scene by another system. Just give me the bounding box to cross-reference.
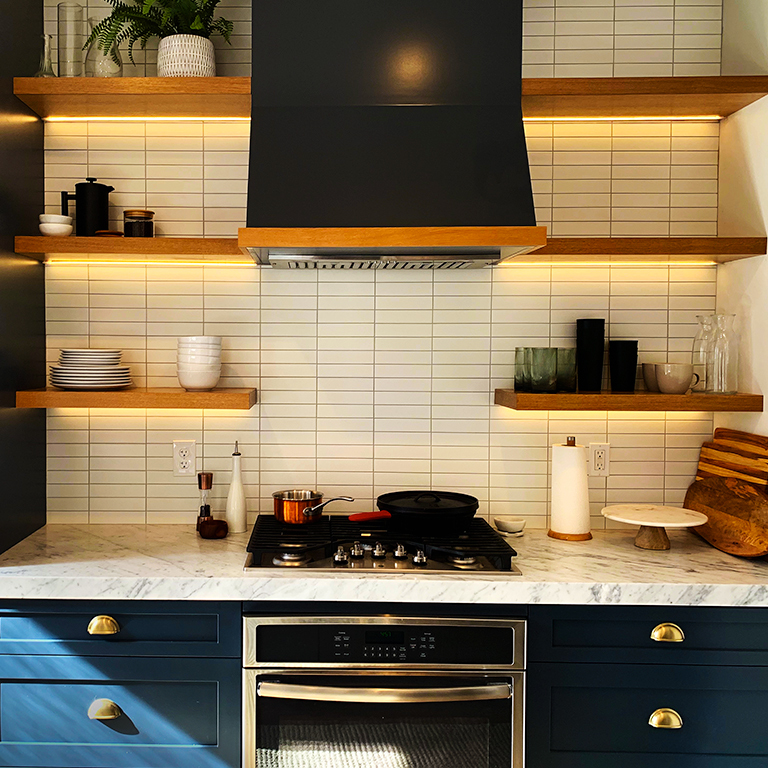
[45,116,251,122]
[45,259,251,267]
[504,260,719,267]
[44,115,724,124]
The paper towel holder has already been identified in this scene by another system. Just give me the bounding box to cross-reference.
[548,436,594,542]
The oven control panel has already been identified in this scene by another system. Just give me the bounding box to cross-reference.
[252,620,523,667]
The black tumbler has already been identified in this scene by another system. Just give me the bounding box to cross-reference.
[576,318,605,392]
[609,340,639,392]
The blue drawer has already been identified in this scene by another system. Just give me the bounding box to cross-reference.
[529,605,768,666]
[527,662,768,767]
[0,655,240,767]
[0,600,240,657]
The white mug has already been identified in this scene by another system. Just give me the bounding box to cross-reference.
[655,363,700,394]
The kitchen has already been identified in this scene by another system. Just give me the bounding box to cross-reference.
[3,0,768,766]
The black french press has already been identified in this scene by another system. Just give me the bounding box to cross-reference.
[61,178,115,236]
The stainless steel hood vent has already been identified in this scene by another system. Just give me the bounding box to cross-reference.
[243,0,545,264]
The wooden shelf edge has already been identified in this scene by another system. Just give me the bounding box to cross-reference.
[15,75,768,120]
[528,237,768,262]
[16,387,258,410]
[494,389,764,413]
[16,236,250,261]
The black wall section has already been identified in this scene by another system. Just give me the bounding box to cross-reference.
[248,0,535,228]
[0,2,46,554]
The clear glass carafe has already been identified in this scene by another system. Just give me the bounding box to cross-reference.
[692,314,715,392]
[85,17,123,77]
[57,2,84,78]
[707,314,739,394]
[35,34,56,77]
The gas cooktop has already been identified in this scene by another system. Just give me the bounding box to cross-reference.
[244,515,522,574]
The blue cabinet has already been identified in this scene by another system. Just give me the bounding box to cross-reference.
[0,600,241,657]
[527,606,768,767]
[0,601,242,768]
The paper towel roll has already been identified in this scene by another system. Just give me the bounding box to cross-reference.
[549,438,592,541]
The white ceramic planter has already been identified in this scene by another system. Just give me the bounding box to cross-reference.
[157,35,216,77]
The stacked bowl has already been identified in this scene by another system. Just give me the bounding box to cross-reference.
[51,349,131,390]
[178,337,222,391]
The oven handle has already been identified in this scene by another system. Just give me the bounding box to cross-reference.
[257,681,513,704]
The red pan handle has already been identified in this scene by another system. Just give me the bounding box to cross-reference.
[348,511,392,522]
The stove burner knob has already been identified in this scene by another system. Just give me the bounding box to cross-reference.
[393,544,408,560]
[350,541,365,559]
[413,549,428,566]
[372,542,387,559]
[333,546,349,565]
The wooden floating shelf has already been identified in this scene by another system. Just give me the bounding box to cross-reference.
[524,237,768,263]
[16,388,257,410]
[495,389,764,413]
[14,75,768,121]
[15,236,249,262]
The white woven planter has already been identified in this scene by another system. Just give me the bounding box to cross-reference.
[157,35,216,77]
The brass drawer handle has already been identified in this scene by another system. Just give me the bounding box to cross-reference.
[649,708,683,729]
[650,623,685,643]
[87,615,121,636]
[88,699,122,721]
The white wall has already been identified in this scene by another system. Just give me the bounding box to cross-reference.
[722,0,768,74]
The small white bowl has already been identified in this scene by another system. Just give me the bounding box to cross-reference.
[178,369,221,391]
[177,363,222,373]
[39,223,73,237]
[40,214,73,225]
[178,336,222,346]
[494,517,526,534]
[178,354,221,365]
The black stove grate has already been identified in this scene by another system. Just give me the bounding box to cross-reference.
[247,515,517,571]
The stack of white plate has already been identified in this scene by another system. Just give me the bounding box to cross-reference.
[50,349,132,390]
[177,336,222,391]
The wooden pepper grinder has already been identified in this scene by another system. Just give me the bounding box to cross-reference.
[197,471,228,539]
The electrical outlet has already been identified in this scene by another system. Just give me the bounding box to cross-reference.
[589,443,610,477]
[173,439,196,477]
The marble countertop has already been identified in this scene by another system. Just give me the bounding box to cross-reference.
[1,524,767,606]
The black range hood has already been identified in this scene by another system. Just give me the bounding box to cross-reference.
[242,0,545,268]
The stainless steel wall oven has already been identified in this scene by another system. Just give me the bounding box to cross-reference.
[243,616,526,767]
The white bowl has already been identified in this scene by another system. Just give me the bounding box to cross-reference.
[178,369,221,391]
[40,223,73,237]
[178,354,221,364]
[40,214,73,225]
[178,336,222,346]
[494,517,526,534]
[177,363,222,372]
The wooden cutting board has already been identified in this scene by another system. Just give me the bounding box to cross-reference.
[696,428,768,491]
[684,476,768,558]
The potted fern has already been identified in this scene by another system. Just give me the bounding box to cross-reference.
[85,0,234,78]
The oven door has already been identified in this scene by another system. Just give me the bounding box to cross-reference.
[244,671,523,768]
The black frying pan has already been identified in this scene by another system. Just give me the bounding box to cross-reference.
[349,490,479,530]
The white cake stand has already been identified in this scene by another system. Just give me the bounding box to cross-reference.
[601,504,708,551]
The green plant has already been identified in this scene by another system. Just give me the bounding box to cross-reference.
[85,0,234,65]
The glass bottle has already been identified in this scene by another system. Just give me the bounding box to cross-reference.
[35,34,57,78]
[85,18,123,77]
[57,2,85,77]
[707,314,739,394]
[692,314,715,392]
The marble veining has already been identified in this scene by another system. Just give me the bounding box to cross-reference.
[1,525,767,605]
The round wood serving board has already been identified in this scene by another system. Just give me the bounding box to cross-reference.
[602,504,708,551]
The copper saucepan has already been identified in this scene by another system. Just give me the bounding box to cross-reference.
[273,490,354,524]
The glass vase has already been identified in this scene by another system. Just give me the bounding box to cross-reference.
[692,314,715,392]
[707,314,739,395]
[35,34,57,77]
[57,2,84,77]
[85,18,123,77]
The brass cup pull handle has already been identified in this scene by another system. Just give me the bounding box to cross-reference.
[88,698,122,721]
[87,615,121,636]
[649,708,683,729]
[650,622,685,643]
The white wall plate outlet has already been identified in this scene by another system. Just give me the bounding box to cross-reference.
[589,443,610,477]
[173,439,196,477]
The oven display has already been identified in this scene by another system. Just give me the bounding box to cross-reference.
[365,630,404,645]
